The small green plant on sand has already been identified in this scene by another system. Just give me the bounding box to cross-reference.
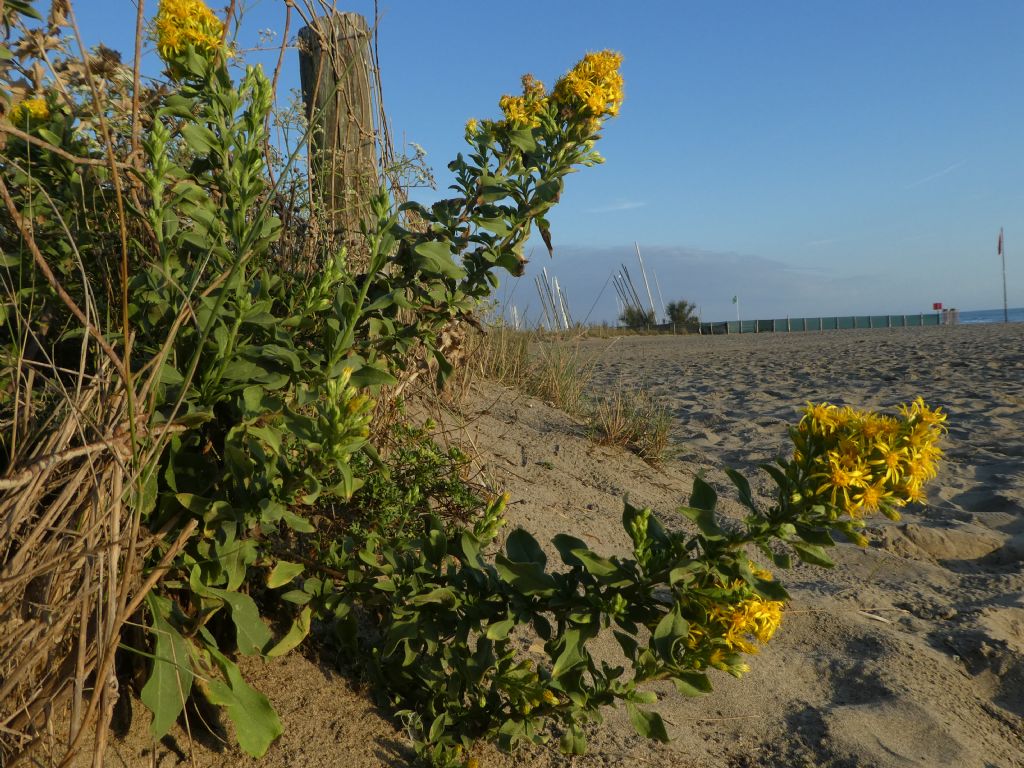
[305,398,945,766]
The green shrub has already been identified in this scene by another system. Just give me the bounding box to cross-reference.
[334,421,487,543]
[295,396,946,767]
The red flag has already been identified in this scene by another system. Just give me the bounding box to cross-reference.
[998,228,1004,255]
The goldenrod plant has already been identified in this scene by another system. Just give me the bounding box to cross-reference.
[0,1,946,765]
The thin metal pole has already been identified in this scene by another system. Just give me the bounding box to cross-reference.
[1002,231,1009,323]
[634,242,658,320]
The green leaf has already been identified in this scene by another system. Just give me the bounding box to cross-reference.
[349,363,398,388]
[493,555,556,596]
[626,703,669,742]
[792,541,835,568]
[627,690,659,704]
[534,179,561,204]
[570,548,620,578]
[266,561,304,589]
[205,650,283,757]
[552,533,588,568]
[725,468,758,512]
[414,240,453,262]
[190,571,272,655]
[505,528,546,567]
[677,505,725,539]
[754,578,790,601]
[507,127,537,152]
[281,508,315,533]
[223,595,272,655]
[141,594,193,739]
[672,671,713,697]
[265,606,312,658]
[477,216,511,236]
[36,127,61,146]
[158,362,185,385]
[794,524,836,547]
[485,617,516,641]
[460,531,483,566]
[253,344,301,372]
[408,587,458,606]
[653,607,688,661]
[689,475,717,511]
[181,123,218,155]
[560,722,588,755]
[759,461,791,490]
[551,629,587,680]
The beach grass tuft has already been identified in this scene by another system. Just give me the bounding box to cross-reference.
[590,389,673,463]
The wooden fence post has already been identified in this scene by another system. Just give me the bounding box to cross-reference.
[298,13,378,259]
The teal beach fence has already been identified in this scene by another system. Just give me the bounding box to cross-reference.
[698,313,943,335]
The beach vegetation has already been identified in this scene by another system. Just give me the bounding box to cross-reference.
[590,387,673,462]
[666,299,699,330]
[619,304,656,329]
[0,3,946,767]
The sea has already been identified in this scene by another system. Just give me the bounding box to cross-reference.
[956,307,1024,324]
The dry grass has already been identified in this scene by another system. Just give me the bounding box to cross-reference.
[590,388,673,463]
[458,324,674,463]
[457,325,595,417]
[0,350,188,764]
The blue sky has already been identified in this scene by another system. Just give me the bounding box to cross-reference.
[77,1,1023,323]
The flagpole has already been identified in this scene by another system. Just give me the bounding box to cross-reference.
[1002,229,1009,323]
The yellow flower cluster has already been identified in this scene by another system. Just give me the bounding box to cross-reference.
[795,397,946,519]
[722,595,784,651]
[154,0,223,63]
[685,563,784,673]
[498,74,549,127]
[552,50,624,120]
[9,97,49,123]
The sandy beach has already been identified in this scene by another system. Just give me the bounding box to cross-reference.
[86,323,1024,768]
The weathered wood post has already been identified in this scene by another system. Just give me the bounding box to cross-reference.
[298,13,378,260]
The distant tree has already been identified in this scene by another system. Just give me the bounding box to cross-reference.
[619,305,656,329]
[666,299,699,330]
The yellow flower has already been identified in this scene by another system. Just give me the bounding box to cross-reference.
[467,758,479,768]
[897,479,928,506]
[155,0,223,63]
[851,477,894,515]
[812,452,867,510]
[869,438,909,485]
[465,118,479,134]
[9,97,49,123]
[716,596,784,653]
[552,50,624,123]
[801,401,841,435]
[708,647,728,668]
[541,689,559,706]
[900,396,948,430]
[855,412,891,441]
[751,564,774,581]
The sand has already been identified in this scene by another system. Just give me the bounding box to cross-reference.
[77,324,1024,768]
